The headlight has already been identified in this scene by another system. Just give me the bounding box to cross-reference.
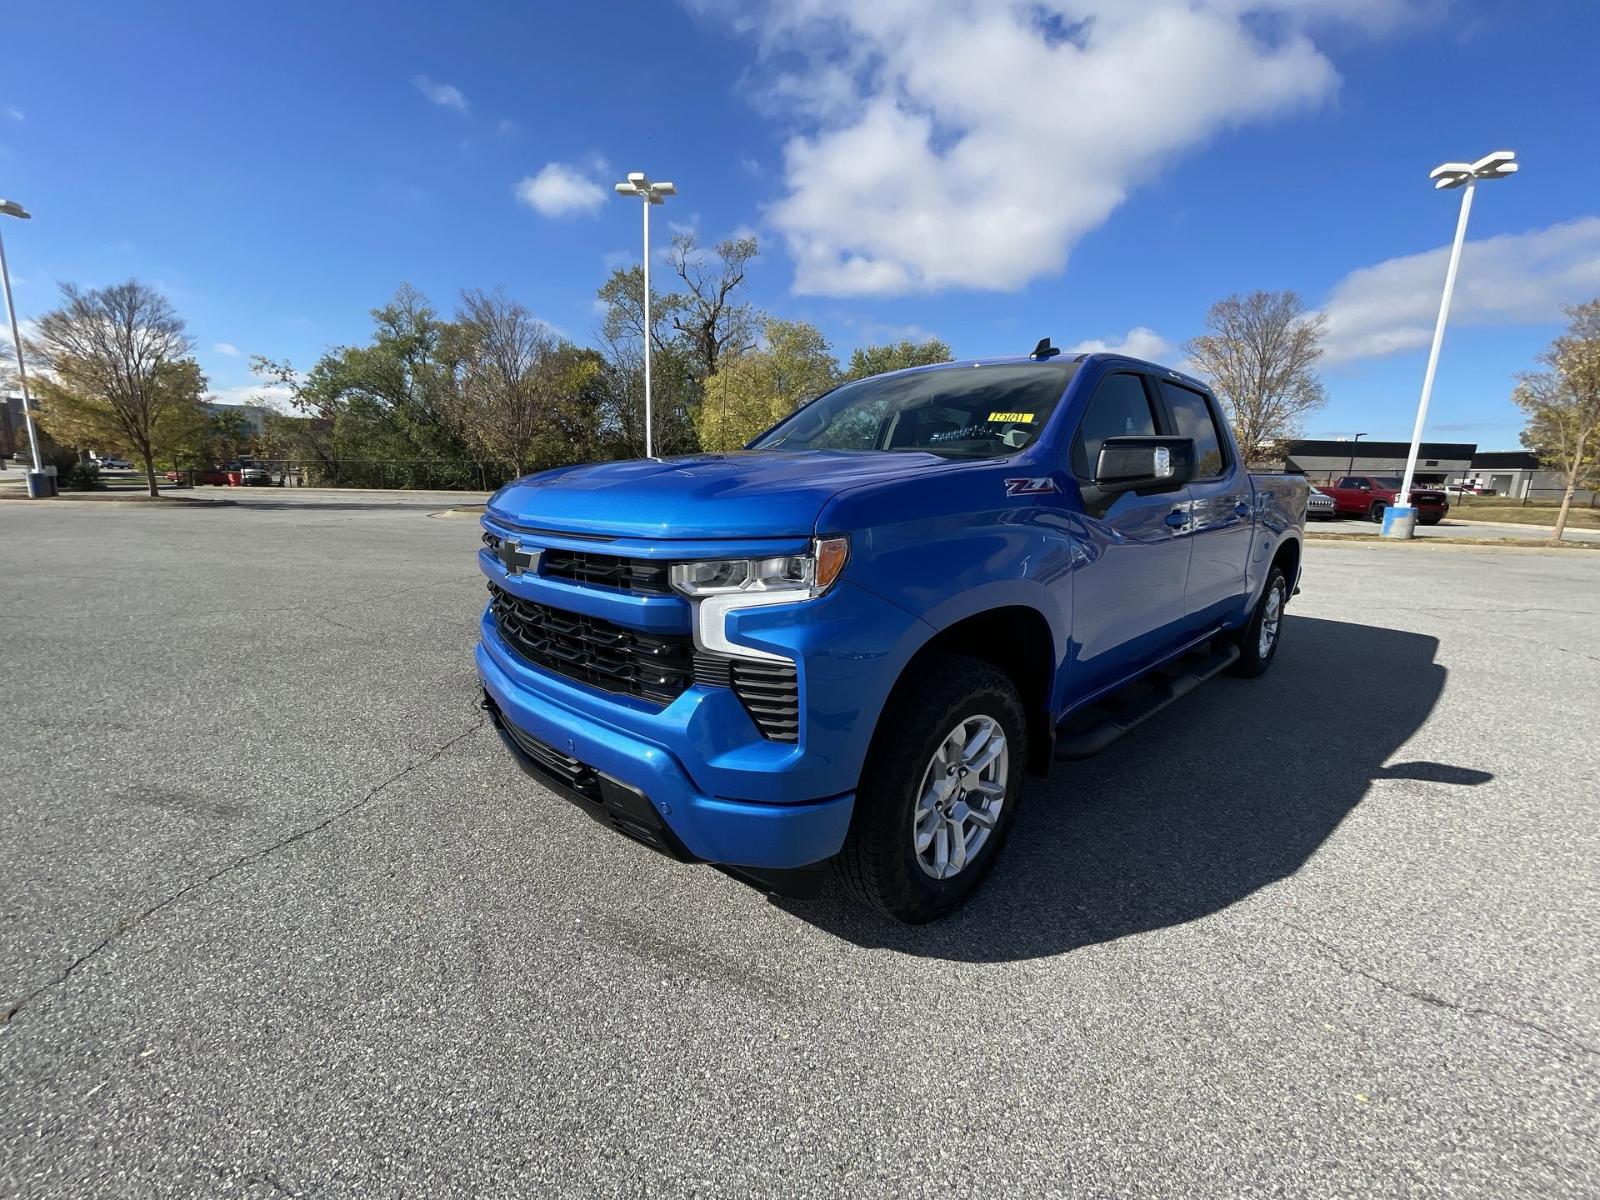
[670,536,849,600]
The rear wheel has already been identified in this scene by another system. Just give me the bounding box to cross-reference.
[838,654,1027,923]
[1369,500,1388,523]
[1419,514,1442,526]
[1230,566,1288,678]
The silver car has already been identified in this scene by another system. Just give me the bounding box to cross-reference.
[1306,482,1336,520]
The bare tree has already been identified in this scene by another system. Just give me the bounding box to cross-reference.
[29,281,203,496]
[666,232,760,378]
[1512,298,1600,542]
[439,289,557,476]
[440,289,610,476]
[1183,291,1328,465]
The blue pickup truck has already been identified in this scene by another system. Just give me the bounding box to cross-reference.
[476,347,1307,922]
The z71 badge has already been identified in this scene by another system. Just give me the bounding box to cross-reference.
[1004,477,1059,496]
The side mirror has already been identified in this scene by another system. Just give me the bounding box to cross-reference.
[1094,436,1195,495]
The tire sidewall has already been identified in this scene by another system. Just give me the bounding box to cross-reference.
[1234,567,1288,675]
[851,663,1028,922]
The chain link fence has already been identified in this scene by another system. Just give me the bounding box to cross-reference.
[165,458,530,491]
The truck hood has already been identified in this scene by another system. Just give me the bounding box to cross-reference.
[486,450,959,540]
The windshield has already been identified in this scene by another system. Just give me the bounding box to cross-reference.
[750,363,1077,459]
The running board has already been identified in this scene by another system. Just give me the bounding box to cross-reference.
[1053,640,1240,760]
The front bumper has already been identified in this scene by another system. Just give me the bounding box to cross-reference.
[477,641,855,877]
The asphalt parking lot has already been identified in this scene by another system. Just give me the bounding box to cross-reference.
[2,495,1597,1198]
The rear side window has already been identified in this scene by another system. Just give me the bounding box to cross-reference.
[1071,374,1158,478]
[1159,382,1228,478]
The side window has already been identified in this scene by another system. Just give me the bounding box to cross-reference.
[1159,382,1228,479]
[1071,374,1158,479]
[1336,477,1356,489]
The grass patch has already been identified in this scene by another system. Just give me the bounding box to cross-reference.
[1448,505,1600,530]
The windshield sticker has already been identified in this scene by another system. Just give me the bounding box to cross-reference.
[988,411,1035,423]
[1004,477,1058,496]
[928,423,991,443]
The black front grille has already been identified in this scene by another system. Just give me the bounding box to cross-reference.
[488,584,693,705]
[542,549,671,594]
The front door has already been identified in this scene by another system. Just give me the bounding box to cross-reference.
[1066,371,1193,697]
[1156,380,1255,632]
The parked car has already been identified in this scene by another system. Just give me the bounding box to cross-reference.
[165,466,234,486]
[474,348,1308,922]
[1305,481,1336,520]
[229,463,272,486]
[1319,475,1449,524]
[95,456,134,470]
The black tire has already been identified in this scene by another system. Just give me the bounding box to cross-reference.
[1369,500,1388,523]
[1229,566,1288,678]
[837,653,1027,923]
[1419,514,1442,526]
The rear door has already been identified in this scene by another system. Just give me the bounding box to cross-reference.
[1155,381,1255,633]
[1067,370,1193,694]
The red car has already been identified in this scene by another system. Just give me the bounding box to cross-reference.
[1320,475,1449,525]
[165,466,238,486]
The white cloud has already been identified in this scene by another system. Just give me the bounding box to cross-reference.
[3,106,21,122]
[859,322,940,345]
[495,118,518,136]
[693,0,1428,297]
[514,162,606,218]
[1320,217,1600,364]
[1068,327,1175,361]
[213,341,240,357]
[411,74,469,114]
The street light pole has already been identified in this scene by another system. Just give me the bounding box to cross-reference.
[613,172,676,459]
[0,199,44,477]
[1346,432,1366,477]
[1388,150,1517,538]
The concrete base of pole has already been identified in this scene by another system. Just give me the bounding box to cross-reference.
[1381,504,1417,539]
[25,470,57,498]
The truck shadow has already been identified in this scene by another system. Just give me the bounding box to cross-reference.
[776,615,1481,962]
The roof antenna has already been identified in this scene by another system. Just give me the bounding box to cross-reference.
[1031,337,1060,359]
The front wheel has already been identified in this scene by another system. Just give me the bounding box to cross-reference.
[1230,566,1288,678]
[1369,500,1388,523]
[837,654,1027,923]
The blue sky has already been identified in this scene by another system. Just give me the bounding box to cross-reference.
[2,0,1597,449]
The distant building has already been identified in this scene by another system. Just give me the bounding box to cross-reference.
[1282,440,1475,485]
[1,393,20,457]
[1281,440,1594,503]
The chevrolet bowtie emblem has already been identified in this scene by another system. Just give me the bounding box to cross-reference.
[499,536,539,577]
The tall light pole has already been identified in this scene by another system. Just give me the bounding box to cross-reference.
[1387,150,1517,537]
[0,198,47,486]
[613,172,675,459]
[1344,432,1366,477]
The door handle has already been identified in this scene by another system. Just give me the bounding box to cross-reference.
[1164,509,1187,530]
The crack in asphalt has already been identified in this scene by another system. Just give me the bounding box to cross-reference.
[0,717,487,1027]
[1275,918,1599,1063]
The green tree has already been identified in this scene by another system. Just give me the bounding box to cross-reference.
[697,319,839,452]
[252,285,472,485]
[1513,298,1600,542]
[28,281,207,496]
[843,336,953,381]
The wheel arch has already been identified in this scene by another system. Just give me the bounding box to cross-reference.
[875,604,1058,778]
